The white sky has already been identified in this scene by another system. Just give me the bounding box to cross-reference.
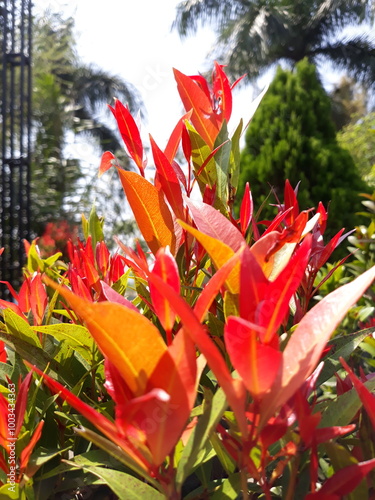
[36,0,258,152]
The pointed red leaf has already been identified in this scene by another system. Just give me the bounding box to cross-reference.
[305,458,375,499]
[98,151,116,178]
[109,99,145,175]
[213,62,232,122]
[19,420,44,472]
[173,68,220,149]
[164,110,193,163]
[340,357,375,429]
[29,274,47,325]
[283,180,299,225]
[225,317,282,399]
[239,182,253,235]
[259,265,375,428]
[149,247,180,335]
[150,135,185,219]
[15,371,33,437]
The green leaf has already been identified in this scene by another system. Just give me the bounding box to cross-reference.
[0,483,24,500]
[228,119,243,192]
[65,463,165,499]
[214,122,231,208]
[324,442,368,500]
[211,473,241,499]
[0,329,76,387]
[88,203,104,250]
[320,376,375,427]
[3,309,42,348]
[176,387,227,489]
[317,329,374,386]
[186,121,217,190]
[33,324,94,362]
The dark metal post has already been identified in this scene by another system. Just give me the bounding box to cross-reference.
[0,0,32,296]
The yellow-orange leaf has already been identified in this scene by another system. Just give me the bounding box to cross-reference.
[178,220,239,294]
[118,170,176,255]
[45,279,168,397]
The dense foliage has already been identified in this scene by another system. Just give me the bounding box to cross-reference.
[0,64,374,499]
[238,59,369,236]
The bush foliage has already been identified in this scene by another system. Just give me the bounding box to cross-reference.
[0,64,375,499]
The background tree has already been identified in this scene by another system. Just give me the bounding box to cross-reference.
[237,59,369,235]
[173,0,375,85]
[330,77,369,130]
[32,12,142,236]
[337,112,375,185]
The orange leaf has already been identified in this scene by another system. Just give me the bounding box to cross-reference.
[173,68,220,149]
[178,219,240,294]
[118,170,176,255]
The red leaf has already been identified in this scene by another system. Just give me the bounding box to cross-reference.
[283,180,299,225]
[305,458,375,499]
[164,110,193,163]
[19,420,44,473]
[15,371,33,437]
[340,357,375,430]
[98,151,116,177]
[213,62,232,122]
[29,274,47,326]
[259,265,375,428]
[239,246,268,322]
[173,68,220,149]
[225,317,282,399]
[149,247,180,335]
[239,182,253,235]
[150,135,184,219]
[30,365,150,471]
[109,99,145,175]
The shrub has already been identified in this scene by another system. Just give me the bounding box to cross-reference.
[0,63,375,499]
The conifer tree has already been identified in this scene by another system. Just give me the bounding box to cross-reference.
[237,59,369,235]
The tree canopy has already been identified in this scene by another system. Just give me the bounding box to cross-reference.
[173,0,375,85]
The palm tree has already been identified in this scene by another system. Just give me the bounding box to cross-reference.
[173,0,375,85]
[32,12,142,235]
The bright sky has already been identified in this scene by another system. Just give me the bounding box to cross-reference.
[37,0,256,151]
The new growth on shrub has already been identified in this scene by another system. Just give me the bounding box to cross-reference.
[0,63,374,499]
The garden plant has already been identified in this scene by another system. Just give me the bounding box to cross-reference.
[0,63,375,499]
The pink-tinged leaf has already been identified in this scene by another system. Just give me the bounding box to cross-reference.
[150,135,185,220]
[30,364,150,471]
[240,182,253,235]
[257,235,311,344]
[213,62,232,122]
[109,99,145,175]
[173,68,220,149]
[225,317,282,399]
[313,229,345,269]
[164,110,193,163]
[146,271,248,436]
[194,248,244,322]
[15,371,33,437]
[100,281,139,313]
[149,247,180,334]
[0,280,19,303]
[185,198,246,252]
[305,458,375,499]
[98,151,116,178]
[316,202,328,235]
[231,73,246,91]
[340,357,375,429]
[172,160,188,191]
[19,420,44,472]
[259,266,375,428]
[29,274,47,326]
[117,170,176,255]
